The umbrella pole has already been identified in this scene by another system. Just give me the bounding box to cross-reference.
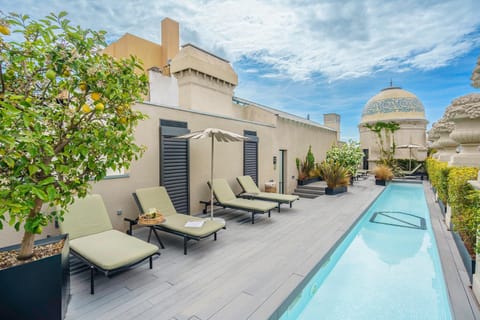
[210,135,214,220]
[409,148,412,171]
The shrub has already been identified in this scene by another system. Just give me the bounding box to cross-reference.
[448,167,479,257]
[296,146,319,180]
[373,164,393,181]
[318,160,349,188]
[426,158,448,191]
[326,140,364,177]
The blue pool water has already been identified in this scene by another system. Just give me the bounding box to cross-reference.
[279,183,452,320]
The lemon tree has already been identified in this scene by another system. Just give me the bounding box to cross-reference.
[0,12,148,259]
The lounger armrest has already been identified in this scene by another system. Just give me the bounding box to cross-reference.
[124,217,138,235]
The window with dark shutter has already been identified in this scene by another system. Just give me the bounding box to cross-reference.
[160,120,190,214]
[243,130,258,185]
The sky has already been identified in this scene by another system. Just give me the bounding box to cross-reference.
[2,0,480,141]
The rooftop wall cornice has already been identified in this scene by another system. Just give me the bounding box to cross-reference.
[170,44,238,86]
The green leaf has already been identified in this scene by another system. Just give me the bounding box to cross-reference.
[28,164,40,176]
[31,187,48,201]
[39,176,55,186]
[46,185,57,201]
[3,157,15,168]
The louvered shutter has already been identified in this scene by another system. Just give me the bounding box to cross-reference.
[243,131,258,185]
[160,120,190,214]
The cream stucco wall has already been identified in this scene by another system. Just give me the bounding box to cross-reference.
[175,69,237,116]
[87,102,337,232]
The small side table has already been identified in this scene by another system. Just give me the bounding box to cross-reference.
[124,217,166,249]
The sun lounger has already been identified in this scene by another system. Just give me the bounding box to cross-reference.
[236,175,299,212]
[398,164,423,177]
[209,178,277,224]
[132,186,224,255]
[59,194,160,294]
[355,169,369,180]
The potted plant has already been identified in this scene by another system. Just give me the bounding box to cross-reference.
[318,160,349,195]
[373,164,394,186]
[296,146,321,185]
[0,12,147,319]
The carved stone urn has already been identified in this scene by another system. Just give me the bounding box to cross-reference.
[434,119,458,162]
[445,93,480,168]
[427,125,441,160]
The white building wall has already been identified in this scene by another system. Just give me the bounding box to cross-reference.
[148,69,179,106]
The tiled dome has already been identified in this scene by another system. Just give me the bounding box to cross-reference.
[360,87,426,124]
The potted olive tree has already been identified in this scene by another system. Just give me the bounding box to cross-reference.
[0,12,147,319]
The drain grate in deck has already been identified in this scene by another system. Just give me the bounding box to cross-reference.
[369,211,426,230]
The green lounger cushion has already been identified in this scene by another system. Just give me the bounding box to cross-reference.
[135,186,178,216]
[237,175,262,194]
[70,229,159,270]
[59,194,113,240]
[135,186,224,236]
[211,179,237,203]
[251,192,299,202]
[162,214,224,237]
[237,176,299,203]
[211,179,277,211]
[220,198,277,211]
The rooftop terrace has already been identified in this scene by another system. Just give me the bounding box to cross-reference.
[65,177,479,319]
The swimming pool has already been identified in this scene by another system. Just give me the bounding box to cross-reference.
[279,183,452,319]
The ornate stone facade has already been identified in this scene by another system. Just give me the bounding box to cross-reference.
[445,93,480,167]
[433,119,458,162]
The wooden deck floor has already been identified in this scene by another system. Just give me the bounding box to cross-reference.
[65,178,479,320]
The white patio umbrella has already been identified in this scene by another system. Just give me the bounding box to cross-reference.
[397,144,422,171]
[176,128,248,224]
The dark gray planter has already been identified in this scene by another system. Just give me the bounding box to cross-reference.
[0,234,70,320]
[297,177,320,186]
[452,231,475,283]
[325,186,347,195]
[375,179,387,186]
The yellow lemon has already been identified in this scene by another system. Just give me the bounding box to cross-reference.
[81,104,91,113]
[91,92,101,101]
[0,25,10,35]
[79,83,87,91]
[119,117,127,124]
[95,102,104,111]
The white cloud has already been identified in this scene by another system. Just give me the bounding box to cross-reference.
[3,0,480,82]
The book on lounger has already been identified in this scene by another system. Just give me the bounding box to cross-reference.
[184,220,205,228]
